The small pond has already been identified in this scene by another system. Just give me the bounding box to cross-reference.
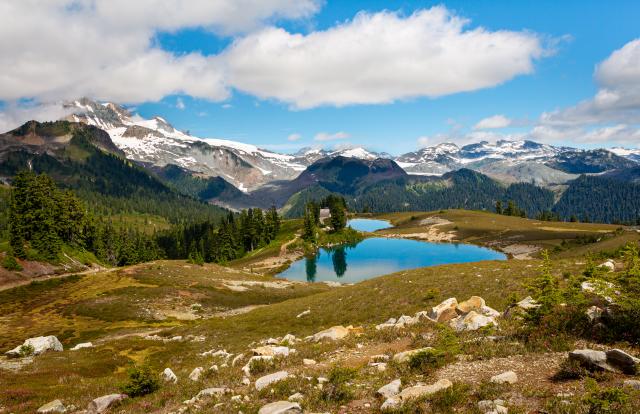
[347,218,392,232]
[277,220,506,283]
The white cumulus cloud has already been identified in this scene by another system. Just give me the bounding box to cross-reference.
[314,131,350,141]
[473,115,512,130]
[224,7,545,109]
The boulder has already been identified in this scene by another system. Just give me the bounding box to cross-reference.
[258,401,302,414]
[70,342,93,351]
[392,347,434,363]
[281,334,298,344]
[288,392,304,402]
[310,325,353,342]
[450,311,497,332]
[397,379,453,402]
[37,399,66,413]
[87,394,127,414]
[253,345,294,357]
[599,260,615,272]
[490,371,518,384]
[303,359,317,366]
[605,349,640,375]
[428,298,458,322]
[569,349,616,372]
[162,367,178,383]
[376,379,401,399]
[516,296,540,310]
[5,336,63,358]
[457,296,485,314]
[189,367,204,381]
[255,370,290,391]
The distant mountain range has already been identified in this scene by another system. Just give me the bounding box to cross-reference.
[65,98,640,192]
[1,98,639,224]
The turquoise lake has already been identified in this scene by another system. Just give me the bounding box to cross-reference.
[277,220,506,283]
[347,218,392,232]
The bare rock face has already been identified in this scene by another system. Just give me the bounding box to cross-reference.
[5,336,63,358]
[258,401,302,414]
[87,394,127,414]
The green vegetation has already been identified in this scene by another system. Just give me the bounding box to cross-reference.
[120,365,160,397]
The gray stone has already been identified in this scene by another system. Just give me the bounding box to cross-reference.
[37,399,66,413]
[255,370,290,391]
[490,371,518,384]
[257,401,302,414]
[5,336,63,358]
[569,349,617,372]
[624,380,640,390]
[392,347,434,363]
[606,349,640,374]
[376,379,401,399]
[162,367,178,383]
[87,394,127,414]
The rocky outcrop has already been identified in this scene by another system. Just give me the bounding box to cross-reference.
[450,311,498,332]
[428,298,458,322]
[5,336,63,358]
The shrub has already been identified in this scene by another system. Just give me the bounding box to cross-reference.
[18,344,34,357]
[428,382,470,412]
[582,379,630,414]
[321,366,357,403]
[2,254,22,271]
[120,365,160,397]
[408,348,446,372]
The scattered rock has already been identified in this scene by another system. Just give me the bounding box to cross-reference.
[478,399,508,414]
[516,296,540,310]
[376,379,401,399]
[599,260,615,272]
[569,349,615,372]
[303,359,317,366]
[392,347,434,363]
[70,342,93,351]
[288,392,304,402]
[296,309,311,318]
[87,394,127,414]
[310,325,358,342]
[581,280,618,303]
[5,336,63,358]
[162,367,178,383]
[189,367,204,381]
[232,353,245,366]
[428,298,458,323]
[37,399,66,413]
[253,345,295,357]
[382,379,453,409]
[490,371,518,384]
[258,401,302,414]
[586,306,604,322]
[242,355,274,376]
[255,370,290,391]
[624,379,640,390]
[457,296,485,314]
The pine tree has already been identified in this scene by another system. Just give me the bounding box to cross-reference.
[495,200,503,215]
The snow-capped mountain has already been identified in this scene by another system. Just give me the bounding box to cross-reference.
[66,98,307,191]
[395,139,637,183]
[611,147,640,163]
[291,146,389,165]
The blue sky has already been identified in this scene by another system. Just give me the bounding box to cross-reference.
[2,0,639,154]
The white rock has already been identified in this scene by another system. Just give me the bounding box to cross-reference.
[490,371,518,384]
[393,347,434,363]
[586,306,603,322]
[70,342,93,351]
[624,379,640,390]
[296,310,311,318]
[450,311,498,332]
[281,334,298,344]
[162,367,178,383]
[255,370,290,391]
[478,399,508,414]
[516,296,540,310]
[303,359,317,366]
[599,260,615,272]
[5,336,63,358]
[253,345,294,357]
[189,367,204,381]
[258,401,302,414]
[37,399,66,413]
[196,387,229,399]
[87,394,127,414]
[380,397,400,411]
[201,349,232,359]
[288,392,304,402]
[376,379,401,399]
[310,325,353,342]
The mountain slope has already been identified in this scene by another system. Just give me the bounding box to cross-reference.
[66,98,307,191]
[0,120,228,223]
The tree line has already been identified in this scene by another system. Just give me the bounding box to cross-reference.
[5,171,282,267]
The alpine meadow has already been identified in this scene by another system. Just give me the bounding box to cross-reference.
[1,1,640,414]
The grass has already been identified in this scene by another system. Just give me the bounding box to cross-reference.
[0,210,638,413]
